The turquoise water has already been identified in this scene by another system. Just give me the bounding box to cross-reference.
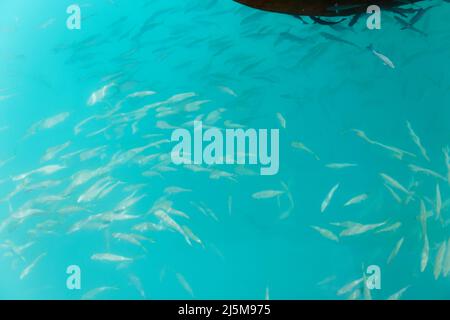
[0,0,449,300]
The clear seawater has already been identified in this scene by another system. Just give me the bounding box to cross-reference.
[0,0,449,300]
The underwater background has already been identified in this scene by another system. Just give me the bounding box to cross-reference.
[0,0,449,300]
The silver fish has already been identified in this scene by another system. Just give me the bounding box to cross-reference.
[321,183,339,213]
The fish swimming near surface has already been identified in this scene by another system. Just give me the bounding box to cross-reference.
[252,190,285,200]
[82,286,118,300]
[367,44,395,69]
[388,286,410,300]
[311,225,339,242]
[420,235,429,272]
[344,193,368,207]
[387,237,404,264]
[434,241,446,280]
[176,273,194,297]
[321,183,339,213]
[291,141,320,160]
[20,253,47,280]
[91,253,133,263]
[325,163,358,169]
[336,277,363,296]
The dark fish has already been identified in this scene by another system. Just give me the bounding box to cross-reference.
[320,32,360,48]
[395,16,427,36]
[348,12,363,27]
[275,30,307,46]
[310,16,346,25]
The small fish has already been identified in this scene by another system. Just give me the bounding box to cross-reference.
[380,173,410,195]
[128,274,146,299]
[436,184,442,221]
[375,222,401,233]
[182,226,203,247]
[443,147,450,184]
[406,121,429,161]
[98,181,122,199]
[279,181,295,219]
[408,164,446,181]
[420,235,429,272]
[12,208,44,220]
[114,192,146,212]
[387,238,404,264]
[204,108,226,125]
[387,286,410,300]
[291,141,320,160]
[74,115,97,135]
[321,183,339,213]
[337,277,363,296]
[224,120,245,129]
[79,146,108,162]
[77,177,114,203]
[252,190,285,200]
[82,286,117,300]
[87,83,115,106]
[25,112,70,138]
[126,90,156,98]
[112,233,146,251]
[394,5,431,35]
[39,18,56,29]
[184,100,210,112]
[384,184,402,204]
[325,163,357,169]
[352,129,415,159]
[154,209,191,245]
[317,275,336,286]
[166,92,196,104]
[13,164,66,181]
[164,186,192,194]
[344,194,368,207]
[434,241,446,280]
[320,32,359,48]
[20,253,47,280]
[311,226,339,242]
[419,200,428,236]
[176,273,194,297]
[276,112,286,129]
[367,45,395,69]
[41,141,71,162]
[91,253,133,263]
[133,222,164,233]
[337,221,386,237]
[310,16,346,25]
[0,156,14,169]
[347,289,361,300]
[443,238,450,277]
